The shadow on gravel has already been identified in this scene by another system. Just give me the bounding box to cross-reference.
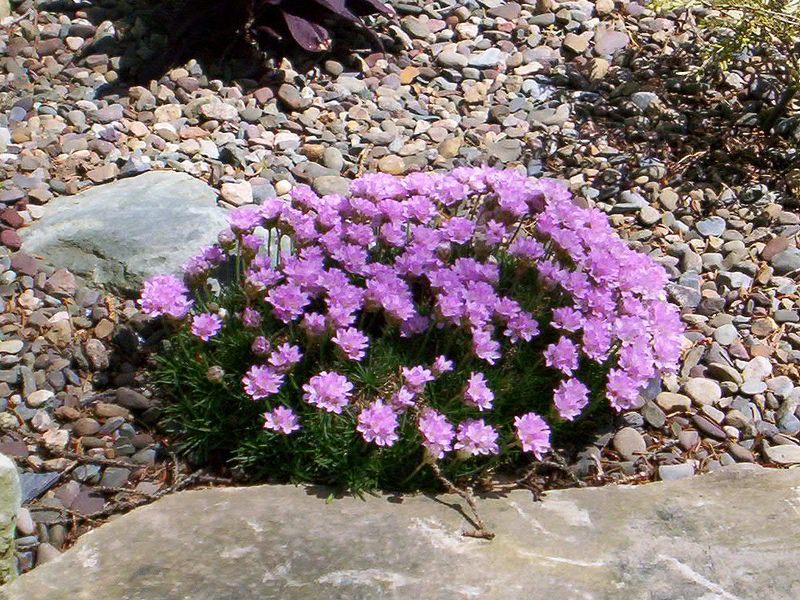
[41,0,397,96]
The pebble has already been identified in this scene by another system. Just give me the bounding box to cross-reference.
[612,427,646,461]
[683,378,722,406]
[658,463,695,481]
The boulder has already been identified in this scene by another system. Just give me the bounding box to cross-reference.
[20,171,227,296]
[5,465,800,599]
[0,453,20,585]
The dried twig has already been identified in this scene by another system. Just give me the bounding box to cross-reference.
[428,461,495,540]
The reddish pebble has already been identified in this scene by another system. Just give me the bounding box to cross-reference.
[1,229,22,250]
[0,209,23,228]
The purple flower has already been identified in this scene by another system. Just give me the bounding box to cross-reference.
[418,408,454,458]
[242,307,262,328]
[140,275,193,319]
[228,206,263,233]
[606,369,643,412]
[251,336,271,357]
[332,327,369,362]
[303,371,353,414]
[356,400,399,446]
[432,355,453,376]
[263,406,300,434]
[389,387,416,411]
[544,337,579,376]
[402,366,435,394]
[553,378,590,421]
[552,307,583,332]
[454,419,500,456]
[464,372,494,411]
[268,343,303,373]
[242,365,284,400]
[514,413,551,459]
[267,283,310,323]
[301,312,327,338]
[190,312,223,342]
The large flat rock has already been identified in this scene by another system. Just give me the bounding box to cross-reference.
[4,465,799,599]
[20,171,227,296]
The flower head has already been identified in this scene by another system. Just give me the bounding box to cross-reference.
[332,327,369,362]
[544,337,580,376]
[514,413,551,459]
[553,378,590,421]
[418,409,454,458]
[402,366,435,394]
[263,406,300,434]
[268,343,303,373]
[303,371,353,414]
[464,372,494,411]
[454,419,500,456]
[140,275,193,319]
[190,312,223,342]
[243,365,284,400]
[356,400,399,446]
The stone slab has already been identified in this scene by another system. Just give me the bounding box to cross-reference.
[0,454,20,585]
[20,171,227,296]
[4,465,800,599]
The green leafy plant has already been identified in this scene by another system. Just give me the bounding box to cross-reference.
[656,0,800,131]
[143,168,684,502]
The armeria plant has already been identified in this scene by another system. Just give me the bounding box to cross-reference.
[143,167,684,504]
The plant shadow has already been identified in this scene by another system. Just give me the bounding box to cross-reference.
[40,0,398,98]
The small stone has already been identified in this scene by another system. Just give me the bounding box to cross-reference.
[74,418,101,437]
[642,401,666,428]
[764,444,800,465]
[84,339,109,371]
[742,356,773,382]
[99,467,130,488]
[94,403,130,419]
[220,182,253,207]
[638,205,660,225]
[35,543,60,566]
[277,84,311,111]
[713,324,738,346]
[696,216,726,237]
[115,388,151,411]
[26,390,54,408]
[771,248,800,275]
[612,427,646,461]
[0,340,23,354]
[377,155,406,175]
[684,378,722,406]
[658,463,695,481]
[656,392,691,412]
[15,507,34,536]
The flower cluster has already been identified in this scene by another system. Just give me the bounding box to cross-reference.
[143,167,684,484]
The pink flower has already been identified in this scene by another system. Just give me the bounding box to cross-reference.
[544,337,580,376]
[303,371,353,414]
[402,366,435,394]
[242,365,284,400]
[432,355,454,376]
[454,419,500,456]
[389,387,417,412]
[418,409,454,458]
[263,406,300,434]
[356,400,399,447]
[514,413,551,459]
[140,275,193,319]
[241,307,262,328]
[268,343,303,373]
[332,327,369,362]
[464,372,494,411]
[190,312,223,342]
[553,378,589,421]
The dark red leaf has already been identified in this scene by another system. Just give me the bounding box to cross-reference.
[282,11,331,52]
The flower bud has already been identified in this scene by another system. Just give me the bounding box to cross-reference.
[207,366,225,383]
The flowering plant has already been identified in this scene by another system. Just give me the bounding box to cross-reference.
[146,167,683,493]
